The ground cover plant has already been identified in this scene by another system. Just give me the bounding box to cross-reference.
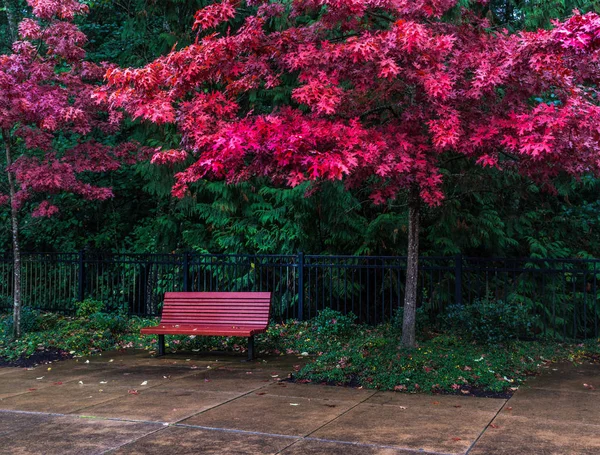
[1,306,599,396]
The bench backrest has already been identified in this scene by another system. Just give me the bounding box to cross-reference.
[160,292,271,328]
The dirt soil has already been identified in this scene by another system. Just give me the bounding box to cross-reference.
[0,348,73,368]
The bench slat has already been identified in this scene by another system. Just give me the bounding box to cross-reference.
[165,292,271,300]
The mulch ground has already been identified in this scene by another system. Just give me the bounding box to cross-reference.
[0,348,73,368]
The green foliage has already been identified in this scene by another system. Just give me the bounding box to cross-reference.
[0,311,153,360]
[2,307,41,336]
[75,299,104,318]
[444,298,535,344]
[490,0,599,30]
[87,312,129,333]
[267,319,600,394]
[310,309,357,338]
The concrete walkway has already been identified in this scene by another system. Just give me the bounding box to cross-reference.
[0,351,598,454]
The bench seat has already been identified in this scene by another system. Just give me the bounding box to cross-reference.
[141,291,272,360]
[141,324,267,337]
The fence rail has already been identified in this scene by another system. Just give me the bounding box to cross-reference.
[0,252,599,339]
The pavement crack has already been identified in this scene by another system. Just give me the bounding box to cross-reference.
[98,425,167,455]
[465,397,510,455]
[274,390,376,455]
[169,380,274,424]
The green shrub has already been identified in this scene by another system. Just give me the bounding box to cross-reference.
[0,313,10,337]
[444,298,534,344]
[3,307,42,335]
[312,308,356,337]
[75,299,104,318]
[87,312,129,334]
[38,312,61,331]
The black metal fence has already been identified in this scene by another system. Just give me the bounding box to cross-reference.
[0,252,599,339]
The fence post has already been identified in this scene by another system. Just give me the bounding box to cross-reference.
[183,252,190,292]
[454,253,463,305]
[78,250,85,303]
[297,252,305,321]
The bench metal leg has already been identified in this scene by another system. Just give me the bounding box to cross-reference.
[247,336,255,361]
[158,335,165,357]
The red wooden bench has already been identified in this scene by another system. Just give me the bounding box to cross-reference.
[141,292,272,360]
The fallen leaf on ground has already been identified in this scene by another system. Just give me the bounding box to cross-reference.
[506,407,513,411]
[78,381,84,385]
[141,381,148,386]
[583,383,595,390]
[204,379,211,382]
[490,424,500,429]
[460,389,470,395]
[432,401,440,405]
[453,405,462,408]
[290,403,299,406]
[256,392,266,395]
[27,388,37,392]
[128,389,139,395]
[53,382,63,385]
[100,381,107,384]
[36,377,44,380]
[452,437,462,441]
[398,406,407,410]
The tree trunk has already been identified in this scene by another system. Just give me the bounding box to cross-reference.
[2,129,22,339]
[401,185,421,348]
[2,0,18,42]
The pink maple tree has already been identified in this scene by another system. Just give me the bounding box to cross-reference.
[0,0,136,337]
[103,0,600,347]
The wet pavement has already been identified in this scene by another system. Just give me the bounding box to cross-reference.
[0,350,598,454]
